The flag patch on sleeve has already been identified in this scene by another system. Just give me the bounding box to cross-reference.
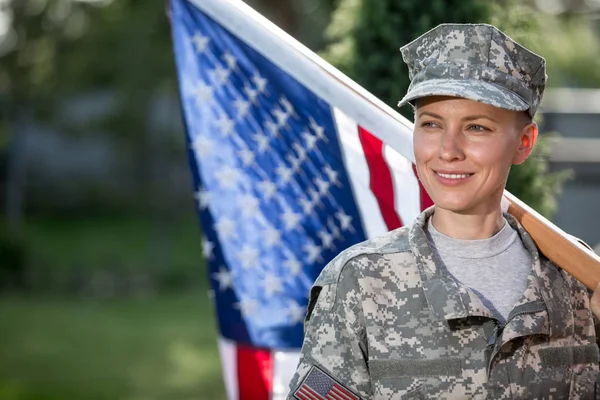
[294,365,360,400]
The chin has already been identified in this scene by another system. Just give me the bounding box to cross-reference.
[431,195,475,213]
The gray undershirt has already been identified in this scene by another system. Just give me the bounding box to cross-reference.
[425,218,533,322]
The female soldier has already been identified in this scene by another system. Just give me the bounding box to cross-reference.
[287,23,600,399]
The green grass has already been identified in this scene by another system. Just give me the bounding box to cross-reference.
[0,293,227,400]
[0,215,229,398]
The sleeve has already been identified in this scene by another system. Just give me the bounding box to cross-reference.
[286,262,371,400]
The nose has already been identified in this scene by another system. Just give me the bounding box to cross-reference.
[439,126,465,162]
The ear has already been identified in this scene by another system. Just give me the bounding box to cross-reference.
[512,121,538,165]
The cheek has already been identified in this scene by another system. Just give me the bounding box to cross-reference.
[413,133,437,164]
[467,140,516,172]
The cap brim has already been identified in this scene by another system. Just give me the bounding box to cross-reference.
[398,79,530,113]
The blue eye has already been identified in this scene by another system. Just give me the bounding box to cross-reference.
[468,124,489,131]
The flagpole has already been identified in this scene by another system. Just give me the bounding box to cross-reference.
[191,0,600,290]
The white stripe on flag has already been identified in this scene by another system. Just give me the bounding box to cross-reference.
[333,107,388,238]
[272,351,302,400]
[218,337,239,400]
[383,144,421,226]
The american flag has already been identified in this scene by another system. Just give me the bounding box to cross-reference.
[169,0,431,399]
[295,367,359,400]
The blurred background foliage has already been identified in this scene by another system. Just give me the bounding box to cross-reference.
[1,0,599,398]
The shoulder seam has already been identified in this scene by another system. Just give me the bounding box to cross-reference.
[317,243,413,288]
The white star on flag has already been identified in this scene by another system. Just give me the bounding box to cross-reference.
[279,96,294,116]
[276,163,293,184]
[302,130,318,151]
[216,114,235,137]
[282,208,302,231]
[243,83,259,103]
[233,97,251,119]
[238,148,255,166]
[258,179,277,201]
[252,72,268,93]
[317,228,335,250]
[273,107,289,128]
[193,187,211,210]
[213,63,231,85]
[212,266,234,291]
[193,81,213,101]
[239,194,260,218]
[308,187,322,208]
[215,217,238,240]
[299,197,314,216]
[190,135,214,158]
[286,300,306,325]
[215,165,240,189]
[252,131,270,153]
[310,117,327,141]
[286,153,301,172]
[303,239,323,264]
[323,164,341,187]
[262,225,282,247]
[309,117,327,141]
[336,210,354,232]
[191,31,209,53]
[234,297,258,318]
[265,119,279,137]
[238,244,260,269]
[283,255,302,276]
[262,273,283,297]
[315,176,331,196]
[222,51,237,70]
[202,235,215,259]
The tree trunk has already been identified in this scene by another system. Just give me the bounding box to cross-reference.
[4,106,28,239]
[257,0,298,36]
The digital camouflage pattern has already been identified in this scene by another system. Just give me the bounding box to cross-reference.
[287,208,600,399]
[397,24,547,118]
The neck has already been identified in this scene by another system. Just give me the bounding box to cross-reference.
[431,206,505,240]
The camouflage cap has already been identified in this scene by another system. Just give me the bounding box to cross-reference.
[397,23,547,118]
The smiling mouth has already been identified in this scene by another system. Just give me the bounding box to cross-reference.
[435,172,473,179]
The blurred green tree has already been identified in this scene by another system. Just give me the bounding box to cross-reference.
[0,0,179,287]
[0,0,87,236]
[0,0,98,281]
[322,0,571,218]
[0,1,179,225]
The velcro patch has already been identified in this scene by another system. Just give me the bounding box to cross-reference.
[539,344,600,368]
[294,365,360,400]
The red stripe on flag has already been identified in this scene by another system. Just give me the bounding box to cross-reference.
[358,126,403,230]
[412,164,434,211]
[328,384,358,400]
[298,385,323,400]
[237,345,273,400]
[296,388,317,400]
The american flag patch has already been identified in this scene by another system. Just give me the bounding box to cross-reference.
[294,366,360,400]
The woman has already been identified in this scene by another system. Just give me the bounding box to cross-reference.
[287,23,600,399]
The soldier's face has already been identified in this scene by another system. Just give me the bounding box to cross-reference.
[413,96,536,215]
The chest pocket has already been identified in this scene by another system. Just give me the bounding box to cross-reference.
[369,358,463,399]
[537,344,600,398]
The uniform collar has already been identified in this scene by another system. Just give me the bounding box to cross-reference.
[409,207,573,338]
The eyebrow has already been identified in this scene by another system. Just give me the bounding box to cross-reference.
[416,111,499,124]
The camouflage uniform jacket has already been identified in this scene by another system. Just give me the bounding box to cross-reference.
[288,208,600,399]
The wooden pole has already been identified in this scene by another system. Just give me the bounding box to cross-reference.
[505,191,600,290]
